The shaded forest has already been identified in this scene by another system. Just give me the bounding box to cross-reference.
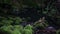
[0,0,60,34]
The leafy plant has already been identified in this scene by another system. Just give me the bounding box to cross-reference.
[0,24,33,34]
[14,17,23,24]
[23,24,33,34]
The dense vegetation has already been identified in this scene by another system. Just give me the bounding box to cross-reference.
[0,0,60,34]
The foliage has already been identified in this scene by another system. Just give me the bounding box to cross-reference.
[0,25,33,34]
[23,24,33,34]
[0,0,60,34]
[0,16,23,25]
